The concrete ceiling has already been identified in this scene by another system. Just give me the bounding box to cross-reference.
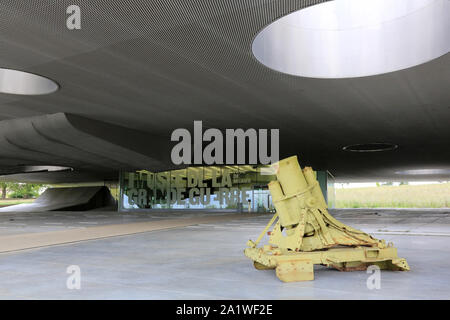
[0,0,449,183]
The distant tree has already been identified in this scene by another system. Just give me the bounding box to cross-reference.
[382,182,393,186]
[399,181,409,185]
[9,183,44,199]
[0,182,11,199]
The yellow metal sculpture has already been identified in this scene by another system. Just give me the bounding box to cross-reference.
[244,156,409,282]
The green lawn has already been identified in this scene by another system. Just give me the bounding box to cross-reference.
[335,183,450,208]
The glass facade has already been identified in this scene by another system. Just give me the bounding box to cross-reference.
[326,171,336,209]
[119,165,333,212]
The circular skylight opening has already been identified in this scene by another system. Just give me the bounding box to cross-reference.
[252,0,450,78]
[0,68,59,95]
[396,169,450,175]
[23,166,74,172]
[343,143,398,152]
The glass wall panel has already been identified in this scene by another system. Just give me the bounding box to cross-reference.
[121,172,135,210]
[222,166,240,210]
[121,171,153,209]
[169,169,188,209]
[254,166,277,213]
[119,164,279,212]
[153,171,170,209]
[202,166,222,209]
[316,171,328,204]
[327,171,336,209]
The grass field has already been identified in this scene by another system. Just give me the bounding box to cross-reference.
[0,198,35,208]
[335,183,450,208]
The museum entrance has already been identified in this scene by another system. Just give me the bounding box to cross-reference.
[119,165,333,212]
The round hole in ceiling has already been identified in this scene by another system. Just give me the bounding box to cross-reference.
[343,143,398,152]
[12,166,73,173]
[395,169,450,175]
[0,68,59,95]
[252,0,450,78]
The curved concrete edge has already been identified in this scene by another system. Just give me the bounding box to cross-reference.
[0,186,115,213]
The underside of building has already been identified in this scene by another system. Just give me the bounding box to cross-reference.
[0,0,449,301]
[0,1,449,187]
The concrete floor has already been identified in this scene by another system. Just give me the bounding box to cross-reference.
[0,209,449,299]
[0,209,235,236]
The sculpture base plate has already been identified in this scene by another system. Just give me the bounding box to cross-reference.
[244,245,409,282]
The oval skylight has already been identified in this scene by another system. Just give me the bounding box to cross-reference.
[252,0,450,78]
[343,143,398,152]
[0,68,59,95]
[396,169,450,175]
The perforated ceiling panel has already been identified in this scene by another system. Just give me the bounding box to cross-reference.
[0,0,449,182]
